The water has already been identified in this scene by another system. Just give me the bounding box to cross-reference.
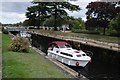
[70,59,120,80]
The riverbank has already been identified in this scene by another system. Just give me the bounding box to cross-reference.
[29,29,119,44]
[2,34,70,78]
[30,30,119,52]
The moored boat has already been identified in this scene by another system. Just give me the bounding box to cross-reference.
[47,41,91,67]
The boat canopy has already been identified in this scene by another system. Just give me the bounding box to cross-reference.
[51,41,67,45]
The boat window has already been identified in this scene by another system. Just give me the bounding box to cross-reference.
[59,44,71,48]
[60,52,73,57]
[82,54,86,56]
[65,44,71,48]
[59,45,66,48]
[54,45,59,48]
[76,55,81,57]
[49,44,56,50]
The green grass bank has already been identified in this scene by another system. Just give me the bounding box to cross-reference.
[2,34,70,78]
[31,29,119,43]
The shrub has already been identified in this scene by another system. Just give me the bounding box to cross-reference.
[2,27,8,34]
[72,29,100,35]
[9,36,30,53]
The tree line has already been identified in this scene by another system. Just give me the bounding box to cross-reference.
[25,1,80,31]
[1,1,120,36]
[86,2,120,35]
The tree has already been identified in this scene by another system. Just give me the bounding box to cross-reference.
[26,2,50,29]
[108,13,120,33]
[86,2,120,35]
[26,1,80,30]
[43,15,65,28]
[85,18,98,31]
[22,19,29,26]
[72,18,85,30]
[48,2,80,31]
[0,22,2,26]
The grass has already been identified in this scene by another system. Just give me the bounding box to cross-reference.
[31,29,119,43]
[2,34,70,78]
[0,32,1,50]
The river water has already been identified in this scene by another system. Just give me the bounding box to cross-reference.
[70,59,120,80]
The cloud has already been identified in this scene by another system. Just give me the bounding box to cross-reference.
[67,2,88,21]
[1,0,98,2]
[1,12,26,24]
[0,1,90,24]
[2,2,32,14]
[0,2,32,24]
[0,0,32,2]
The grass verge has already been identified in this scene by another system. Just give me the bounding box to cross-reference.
[2,34,69,78]
[31,29,119,43]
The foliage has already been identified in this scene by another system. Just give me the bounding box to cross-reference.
[107,13,120,36]
[72,29,100,35]
[26,2,80,30]
[2,27,8,34]
[9,36,30,53]
[108,14,120,32]
[72,18,85,30]
[0,22,2,26]
[86,2,120,35]
[43,15,63,27]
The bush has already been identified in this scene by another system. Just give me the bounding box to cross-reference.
[9,36,30,53]
[109,32,120,37]
[2,27,8,34]
[72,29,100,35]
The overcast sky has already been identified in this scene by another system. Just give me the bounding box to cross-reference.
[0,0,98,24]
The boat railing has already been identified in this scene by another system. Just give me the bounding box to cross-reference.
[83,50,93,57]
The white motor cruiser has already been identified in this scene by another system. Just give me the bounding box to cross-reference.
[47,41,91,67]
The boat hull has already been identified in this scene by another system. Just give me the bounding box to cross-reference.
[48,52,90,67]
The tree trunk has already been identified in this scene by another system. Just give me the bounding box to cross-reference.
[54,5,57,31]
[37,3,41,29]
[103,27,106,35]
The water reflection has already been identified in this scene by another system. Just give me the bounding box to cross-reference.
[70,60,120,79]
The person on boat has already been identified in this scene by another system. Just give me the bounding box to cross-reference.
[77,43,81,50]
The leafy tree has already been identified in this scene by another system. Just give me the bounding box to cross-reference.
[26,1,80,30]
[48,2,80,31]
[22,19,29,26]
[72,18,85,30]
[0,22,2,25]
[43,15,65,27]
[86,2,120,35]
[26,2,50,29]
[85,18,98,31]
[108,13,120,33]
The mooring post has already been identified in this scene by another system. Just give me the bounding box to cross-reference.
[78,70,81,77]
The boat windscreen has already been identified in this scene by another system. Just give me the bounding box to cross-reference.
[59,45,66,48]
[59,44,71,48]
[65,44,71,48]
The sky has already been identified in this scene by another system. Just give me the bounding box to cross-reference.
[0,0,98,24]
